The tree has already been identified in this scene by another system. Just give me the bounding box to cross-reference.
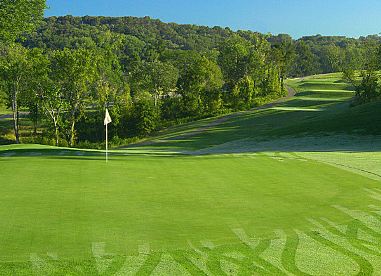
[218,36,250,90]
[342,47,363,87]
[270,36,295,90]
[174,52,223,116]
[92,33,128,128]
[132,61,179,107]
[130,91,159,136]
[320,45,343,73]
[232,76,255,109]
[199,58,224,114]
[344,42,381,105]
[0,0,46,43]
[27,49,67,146]
[0,44,31,143]
[293,41,319,76]
[121,35,146,70]
[50,48,98,146]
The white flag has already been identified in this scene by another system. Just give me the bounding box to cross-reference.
[104,109,112,125]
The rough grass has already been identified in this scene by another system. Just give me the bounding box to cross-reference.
[1,73,381,274]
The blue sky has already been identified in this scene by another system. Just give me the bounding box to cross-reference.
[45,0,381,38]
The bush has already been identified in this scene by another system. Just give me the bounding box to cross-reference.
[20,136,56,146]
[129,95,159,137]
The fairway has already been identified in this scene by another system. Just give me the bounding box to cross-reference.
[1,73,381,275]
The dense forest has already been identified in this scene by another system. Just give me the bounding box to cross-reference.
[1,11,381,147]
[22,16,381,77]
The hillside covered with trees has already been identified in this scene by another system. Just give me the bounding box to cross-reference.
[1,12,381,147]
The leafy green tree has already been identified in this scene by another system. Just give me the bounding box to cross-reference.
[121,35,146,70]
[132,61,179,107]
[353,70,380,104]
[130,91,159,136]
[218,36,250,89]
[320,45,343,73]
[50,48,98,146]
[0,44,31,143]
[199,58,224,114]
[345,42,381,105]
[174,52,223,116]
[232,76,255,109]
[293,41,319,76]
[27,49,67,146]
[92,34,127,128]
[342,47,363,87]
[0,0,46,43]
[271,36,295,89]
[22,48,45,135]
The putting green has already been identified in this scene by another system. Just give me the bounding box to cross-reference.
[0,147,381,274]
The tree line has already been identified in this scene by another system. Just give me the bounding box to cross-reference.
[24,16,381,77]
[1,8,380,147]
[1,11,285,146]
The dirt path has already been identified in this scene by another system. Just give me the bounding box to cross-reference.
[127,85,298,146]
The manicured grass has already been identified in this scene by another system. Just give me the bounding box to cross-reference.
[133,73,380,152]
[1,146,381,274]
[1,73,381,274]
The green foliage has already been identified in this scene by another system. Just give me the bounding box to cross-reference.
[319,45,343,73]
[218,34,283,108]
[0,43,32,143]
[232,76,255,108]
[2,15,381,146]
[0,0,46,43]
[342,43,381,106]
[292,41,319,76]
[218,35,250,88]
[129,92,159,136]
[131,61,179,106]
[171,51,224,116]
[269,34,296,80]
[50,48,98,146]
[353,71,380,104]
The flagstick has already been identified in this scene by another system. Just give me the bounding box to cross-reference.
[104,108,112,163]
[105,123,108,163]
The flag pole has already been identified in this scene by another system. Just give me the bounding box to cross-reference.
[104,108,112,163]
[105,122,108,163]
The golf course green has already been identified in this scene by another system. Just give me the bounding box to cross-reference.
[1,73,381,275]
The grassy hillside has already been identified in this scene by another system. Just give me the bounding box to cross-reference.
[0,73,381,274]
[128,72,381,153]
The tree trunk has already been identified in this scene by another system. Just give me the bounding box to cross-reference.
[53,119,59,146]
[12,93,20,144]
[33,104,38,135]
[69,120,76,147]
[154,93,158,107]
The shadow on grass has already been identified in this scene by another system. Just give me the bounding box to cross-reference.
[0,147,184,160]
[184,134,381,155]
[299,82,353,90]
[296,90,354,98]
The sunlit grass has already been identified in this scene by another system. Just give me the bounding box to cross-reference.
[1,73,381,274]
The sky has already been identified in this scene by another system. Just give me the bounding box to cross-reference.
[45,0,381,38]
